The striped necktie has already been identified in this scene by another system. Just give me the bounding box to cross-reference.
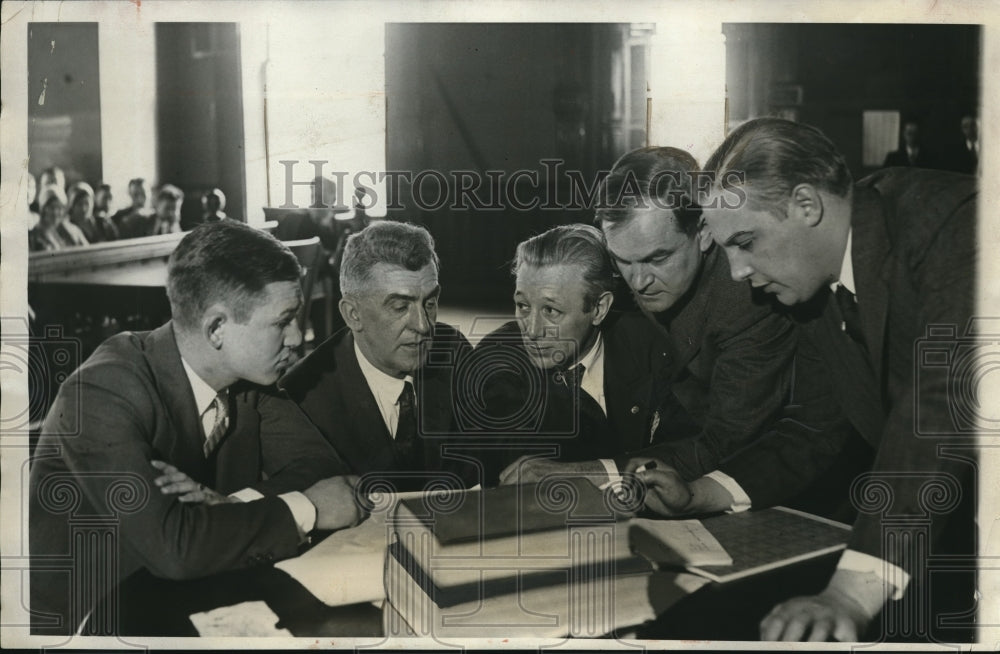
[202,391,230,458]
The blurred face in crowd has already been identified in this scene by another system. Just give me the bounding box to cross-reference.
[40,197,66,228]
[515,263,608,370]
[342,262,439,378]
[129,183,148,209]
[703,186,842,306]
[602,207,709,314]
[157,197,182,224]
[70,195,94,222]
[216,281,303,386]
[902,122,920,148]
[95,188,112,213]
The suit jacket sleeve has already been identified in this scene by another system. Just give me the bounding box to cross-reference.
[251,387,352,495]
[716,325,857,507]
[620,308,796,480]
[49,363,303,581]
[849,192,977,567]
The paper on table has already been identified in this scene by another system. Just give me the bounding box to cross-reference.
[629,518,734,567]
[274,485,480,606]
[189,600,291,637]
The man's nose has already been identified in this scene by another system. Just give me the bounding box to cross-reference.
[523,310,545,340]
[727,250,754,282]
[629,264,654,292]
[284,319,304,349]
[409,303,432,335]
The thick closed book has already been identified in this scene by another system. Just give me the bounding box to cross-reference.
[396,477,622,545]
[389,523,653,608]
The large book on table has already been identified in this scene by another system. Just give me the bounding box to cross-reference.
[390,478,651,608]
[384,547,668,640]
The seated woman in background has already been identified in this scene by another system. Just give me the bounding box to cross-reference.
[114,178,156,239]
[68,182,119,244]
[29,185,89,251]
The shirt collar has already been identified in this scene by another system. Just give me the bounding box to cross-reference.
[181,357,221,416]
[831,227,856,295]
[354,340,412,407]
[576,331,604,376]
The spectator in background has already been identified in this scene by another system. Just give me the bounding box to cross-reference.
[29,185,89,251]
[882,119,932,168]
[946,114,979,175]
[114,178,156,239]
[68,182,119,244]
[38,166,66,194]
[94,183,114,221]
[151,184,185,235]
[201,188,229,222]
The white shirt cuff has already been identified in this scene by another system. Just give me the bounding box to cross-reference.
[278,491,317,541]
[837,549,910,601]
[598,459,623,490]
[704,470,752,513]
[229,487,264,502]
[229,488,316,543]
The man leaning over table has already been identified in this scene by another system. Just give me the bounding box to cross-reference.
[642,118,977,643]
[29,221,361,636]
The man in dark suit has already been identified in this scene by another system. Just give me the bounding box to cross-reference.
[29,221,359,635]
[470,225,687,486]
[692,117,977,642]
[944,114,979,175]
[882,119,932,169]
[260,220,475,492]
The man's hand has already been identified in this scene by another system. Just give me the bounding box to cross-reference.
[760,568,888,641]
[623,457,693,516]
[497,456,608,486]
[302,475,362,530]
[151,460,235,505]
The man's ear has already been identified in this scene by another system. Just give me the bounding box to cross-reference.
[591,290,615,326]
[202,305,228,349]
[787,183,824,227]
[339,296,363,331]
[696,218,714,252]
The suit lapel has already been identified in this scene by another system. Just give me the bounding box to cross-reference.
[145,322,211,482]
[214,387,261,493]
[647,247,720,378]
[603,337,655,452]
[850,186,892,387]
[325,332,397,473]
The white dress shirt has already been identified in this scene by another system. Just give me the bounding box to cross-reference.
[576,332,607,416]
[354,341,413,438]
[180,358,316,539]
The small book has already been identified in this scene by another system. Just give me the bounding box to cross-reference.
[629,518,733,567]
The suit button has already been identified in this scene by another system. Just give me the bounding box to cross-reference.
[630,406,640,414]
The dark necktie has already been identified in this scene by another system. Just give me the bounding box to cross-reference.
[394,381,421,469]
[202,391,230,458]
[835,284,866,346]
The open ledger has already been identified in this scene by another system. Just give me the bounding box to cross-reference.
[631,506,851,583]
